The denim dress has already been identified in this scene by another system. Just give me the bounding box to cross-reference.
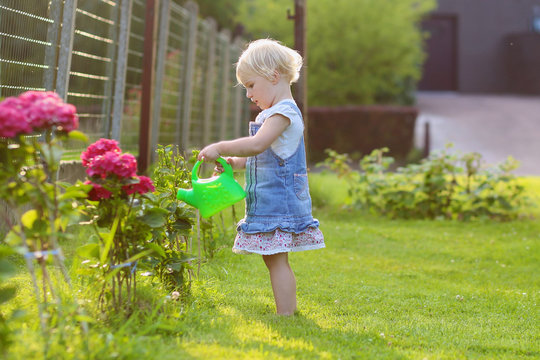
[233,100,325,255]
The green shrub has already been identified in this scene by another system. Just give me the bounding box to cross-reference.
[319,145,532,220]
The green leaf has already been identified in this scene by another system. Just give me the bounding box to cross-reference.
[67,130,89,142]
[3,228,22,246]
[0,286,16,304]
[21,209,38,228]
[40,143,63,164]
[100,215,120,264]
[0,245,16,258]
[60,187,90,200]
[139,208,168,228]
[76,243,100,260]
[0,259,16,280]
[143,192,158,203]
[104,249,153,281]
[172,218,192,231]
[146,243,166,258]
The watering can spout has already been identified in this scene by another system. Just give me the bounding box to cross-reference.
[177,188,197,207]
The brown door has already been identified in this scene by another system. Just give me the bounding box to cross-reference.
[418,15,458,91]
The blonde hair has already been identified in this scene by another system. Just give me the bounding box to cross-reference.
[236,39,303,85]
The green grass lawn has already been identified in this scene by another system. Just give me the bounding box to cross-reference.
[4,175,540,359]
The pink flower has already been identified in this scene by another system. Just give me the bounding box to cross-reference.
[54,103,79,133]
[25,96,62,129]
[18,91,61,104]
[81,138,121,167]
[17,91,79,133]
[84,180,112,201]
[86,151,137,179]
[122,175,155,195]
[0,97,32,138]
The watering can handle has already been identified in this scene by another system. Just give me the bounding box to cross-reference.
[191,157,233,181]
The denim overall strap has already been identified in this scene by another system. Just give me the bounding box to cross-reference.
[240,101,319,234]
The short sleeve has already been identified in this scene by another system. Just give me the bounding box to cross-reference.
[256,101,304,159]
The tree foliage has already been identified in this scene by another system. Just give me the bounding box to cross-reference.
[235,0,436,106]
[235,0,294,45]
[183,0,243,30]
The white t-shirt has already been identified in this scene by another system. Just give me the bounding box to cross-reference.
[255,100,304,159]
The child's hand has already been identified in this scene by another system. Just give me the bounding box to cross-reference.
[212,157,231,175]
[198,143,221,162]
[213,157,244,175]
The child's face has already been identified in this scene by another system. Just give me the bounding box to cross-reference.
[242,74,277,110]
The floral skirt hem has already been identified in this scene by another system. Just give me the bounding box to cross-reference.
[232,227,325,255]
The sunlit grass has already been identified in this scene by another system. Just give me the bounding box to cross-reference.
[3,174,539,359]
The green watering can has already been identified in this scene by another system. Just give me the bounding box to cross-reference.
[177,157,246,218]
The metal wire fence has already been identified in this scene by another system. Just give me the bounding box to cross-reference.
[0,0,250,159]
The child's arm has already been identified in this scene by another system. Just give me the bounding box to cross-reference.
[228,157,247,170]
[198,114,290,162]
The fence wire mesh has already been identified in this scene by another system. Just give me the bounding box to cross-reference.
[155,2,190,148]
[0,0,250,160]
[0,1,50,96]
[67,0,117,150]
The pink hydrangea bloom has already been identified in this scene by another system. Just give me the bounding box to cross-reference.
[86,151,137,179]
[0,97,32,138]
[81,138,121,167]
[18,91,61,104]
[0,91,79,138]
[84,180,112,201]
[17,91,79,133]
[24,96,62,129]
[122,175,155,195]
[53,103,79,133]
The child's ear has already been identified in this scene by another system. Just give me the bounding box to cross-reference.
[271,70,280,84]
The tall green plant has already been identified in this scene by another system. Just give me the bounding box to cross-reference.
[146,145,196,295]
[0,91,90,353]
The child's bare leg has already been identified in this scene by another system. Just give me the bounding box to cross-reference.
[262,253,297,315]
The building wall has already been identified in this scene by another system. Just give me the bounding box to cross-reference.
[430,0,540,93]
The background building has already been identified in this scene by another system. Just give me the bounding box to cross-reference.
[419,0,540,94]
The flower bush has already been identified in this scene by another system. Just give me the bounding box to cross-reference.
[78,138,161,315]
[0,91,89,341]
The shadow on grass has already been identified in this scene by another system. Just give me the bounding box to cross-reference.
[194,265,407,360]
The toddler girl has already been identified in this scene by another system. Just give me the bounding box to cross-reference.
[198,39,325,315]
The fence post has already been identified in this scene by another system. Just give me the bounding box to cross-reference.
[56,0,78,100]
[111,0,134,141]
[202,18,217,146]
[150,0,171,159]
[423,121,431,158]
[179,1,198,151]
[219,30,231,140]
[43,0,62,91]
[139,0,159,172]
[232,38,244,138]
[288,0,308,160]
[101,2,119,138]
